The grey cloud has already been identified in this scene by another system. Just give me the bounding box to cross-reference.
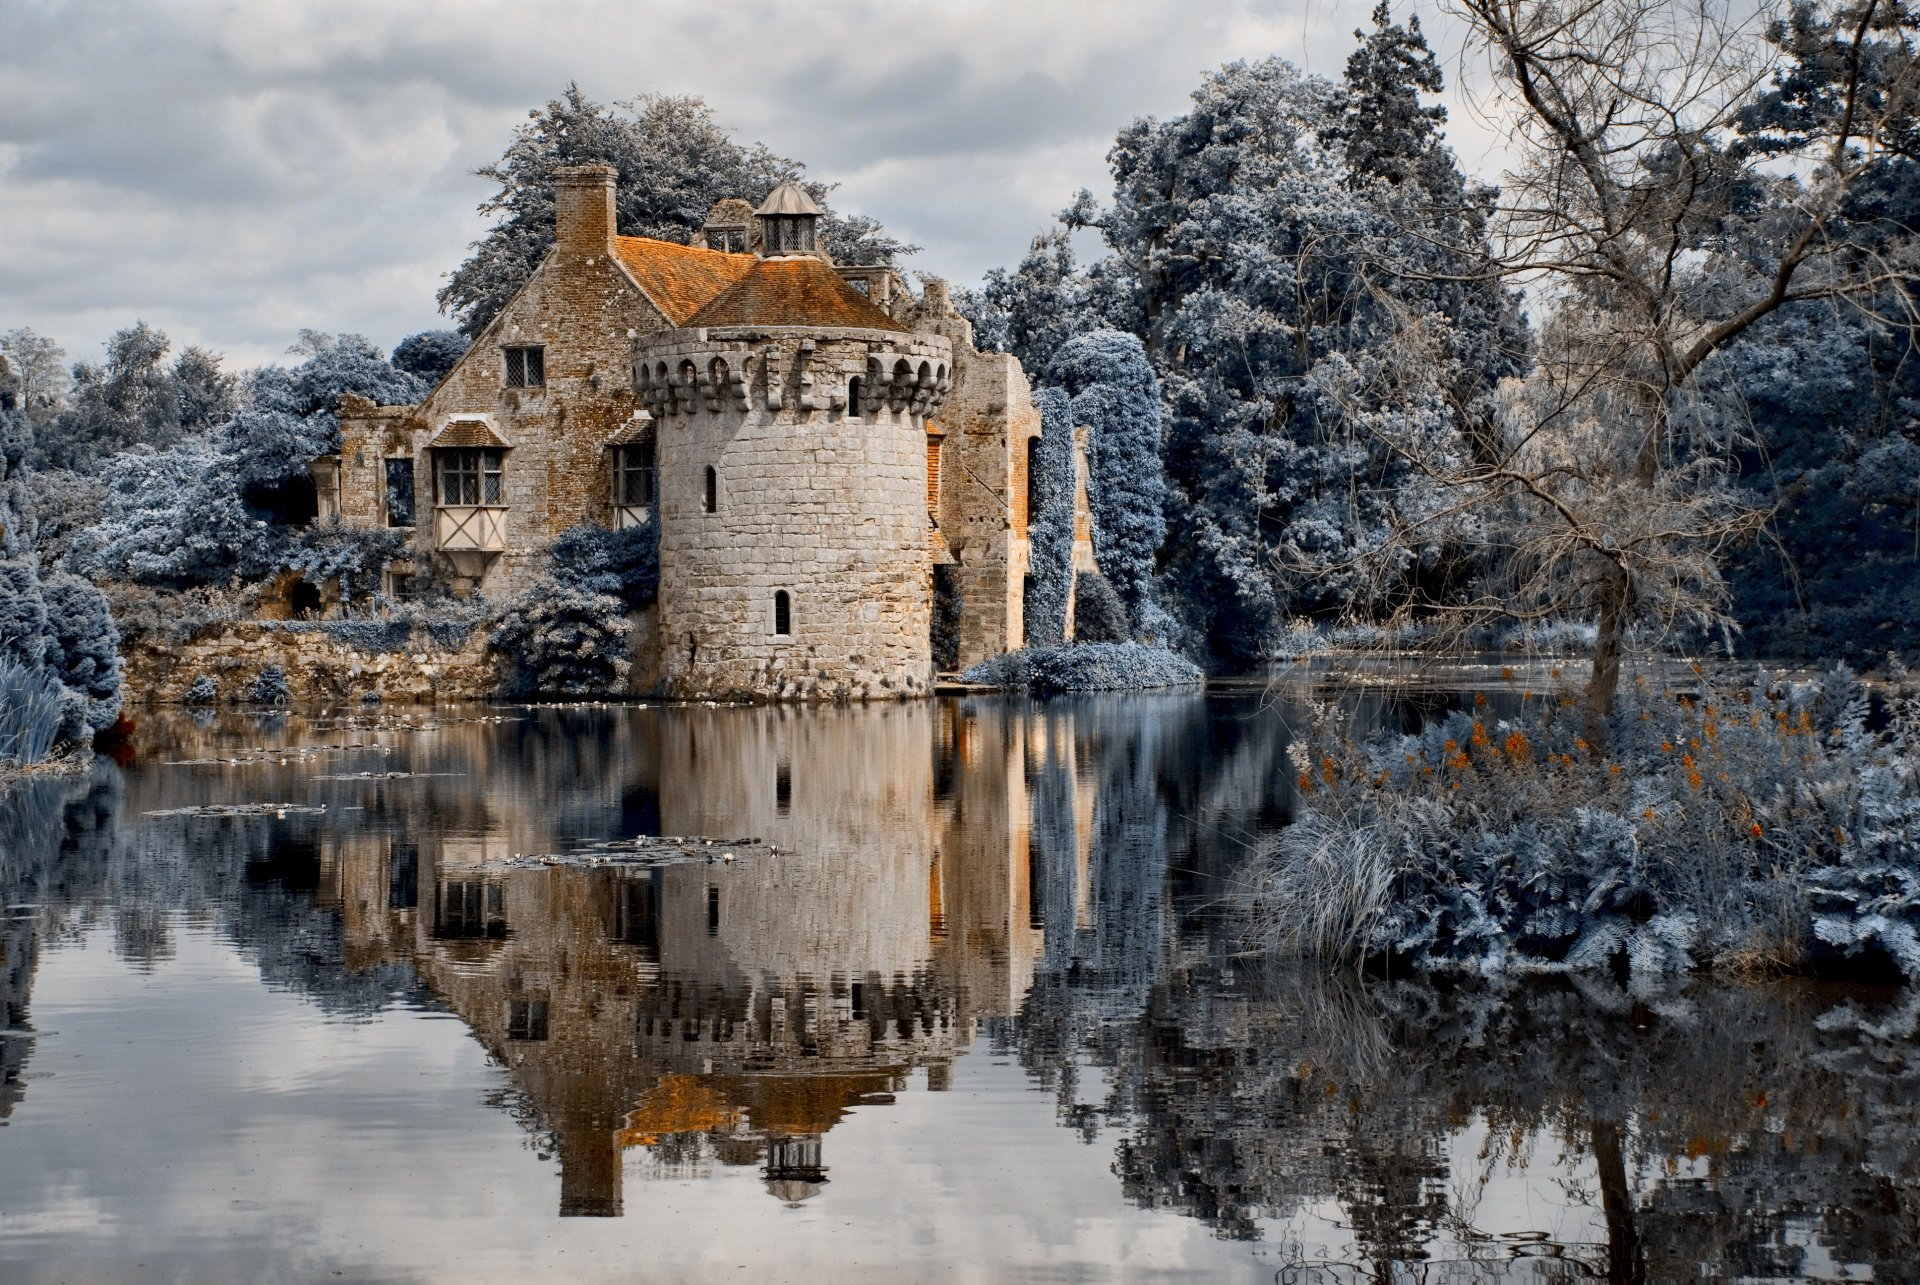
[1,0,1468,367]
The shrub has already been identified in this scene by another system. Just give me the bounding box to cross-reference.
[247,665,292,705]
[549,521,658,611]
[183,675,218,705]
[963,642,1204,694]
[488,579,632,698]
[1072,572,1130,644]
[1256,665,1920,982]
[0,658,66,767]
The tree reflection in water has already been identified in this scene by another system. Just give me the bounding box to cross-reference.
[0,695,1914,1279]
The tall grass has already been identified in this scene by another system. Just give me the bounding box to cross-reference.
[1254,665,1920,981]
[0,659,68,768]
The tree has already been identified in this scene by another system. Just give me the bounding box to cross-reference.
[440,86,917,338]
[390,330,470,386]
[0,402,121,742]
[1355,0,1920,736]
[1050,329,1168,638]
[34,323,237,472]
[78,337,424,588]
[0,329,69,430]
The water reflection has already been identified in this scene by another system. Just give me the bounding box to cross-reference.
[2,694,1916,1280]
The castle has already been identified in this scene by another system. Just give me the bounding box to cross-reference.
[324,164,1099,700]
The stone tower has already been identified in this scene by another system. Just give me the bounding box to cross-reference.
[636,182,953,700]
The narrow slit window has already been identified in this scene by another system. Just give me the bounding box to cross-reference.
[847,377,863,418]
[774,590,791,636]
[704,465,718,513]
[504,346,545,388]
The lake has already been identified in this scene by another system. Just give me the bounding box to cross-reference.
[2,689,1916,1282]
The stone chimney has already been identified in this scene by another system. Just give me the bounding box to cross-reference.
[553,164,617,255]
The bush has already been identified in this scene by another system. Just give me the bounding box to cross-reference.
[488,579,632,698]
[962,642,1204,694]
[0,658,66,767]
[247,665,292,705]
[1256,665,1920,982]
[183,675,218,705]
[1072,572,1130,644]
[549,521,658,611]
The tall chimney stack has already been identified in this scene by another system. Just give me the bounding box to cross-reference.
[553,164,617,255]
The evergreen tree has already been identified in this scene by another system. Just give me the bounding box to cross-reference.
[1050,329,1168,638]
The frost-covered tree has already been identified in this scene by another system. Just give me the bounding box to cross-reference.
[0,329,69,433]
[77,337,424,589]
[1096,55,1500,664]
[1050,330,1167,638]
[37,323,236,472]
[1024,388,1078,647]
[0,403,120,745]
[390,330,470,386]
[966,17,1519,667]
[440,86,916,338]
[1720,297,1920,664]
[1350,0,1920,734]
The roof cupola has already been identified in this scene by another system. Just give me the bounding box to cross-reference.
[755,181,824,258]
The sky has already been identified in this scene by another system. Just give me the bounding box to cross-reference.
[0,0,1507,370]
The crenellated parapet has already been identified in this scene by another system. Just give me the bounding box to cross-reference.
[633,328,952,424]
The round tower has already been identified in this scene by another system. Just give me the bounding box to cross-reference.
[634,193,951,700]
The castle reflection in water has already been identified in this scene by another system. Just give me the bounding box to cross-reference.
[84,695,1267,1218]
[7,692,1918,1279]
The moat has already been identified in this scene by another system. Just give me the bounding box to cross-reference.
[3,691,1916,1282]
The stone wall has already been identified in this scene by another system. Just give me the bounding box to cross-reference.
[334,165,666,600]
[122,622,496,706]
[916,296,1039,669]
[641,326,950,700]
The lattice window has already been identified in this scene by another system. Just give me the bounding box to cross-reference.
[503,345,545,388]
[435,448,503,506]
[507,999,549,1042]
[614,443,656,506]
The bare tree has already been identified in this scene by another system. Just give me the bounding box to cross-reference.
[1340,0,1920,740]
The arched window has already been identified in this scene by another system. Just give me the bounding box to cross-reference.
[847,376,863,418]
[704,465,718,513]
[773,590,791,636]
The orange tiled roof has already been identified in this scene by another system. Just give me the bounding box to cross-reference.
[612,236,757,325]
[431,418,510,449]
[685,256,909,333]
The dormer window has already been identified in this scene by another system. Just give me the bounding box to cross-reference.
[504,345,545,388]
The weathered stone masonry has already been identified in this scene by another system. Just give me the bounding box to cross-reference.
[323,164,1102,700]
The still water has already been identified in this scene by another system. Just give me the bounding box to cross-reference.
[1,691,1916,1283]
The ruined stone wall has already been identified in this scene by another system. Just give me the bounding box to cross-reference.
[915,295,1038,669]
[121,622,495,705]
[640,327,948,700]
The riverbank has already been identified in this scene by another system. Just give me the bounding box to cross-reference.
[1255,664,1920,983]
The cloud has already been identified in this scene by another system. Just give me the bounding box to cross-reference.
[0,0,1497,369]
